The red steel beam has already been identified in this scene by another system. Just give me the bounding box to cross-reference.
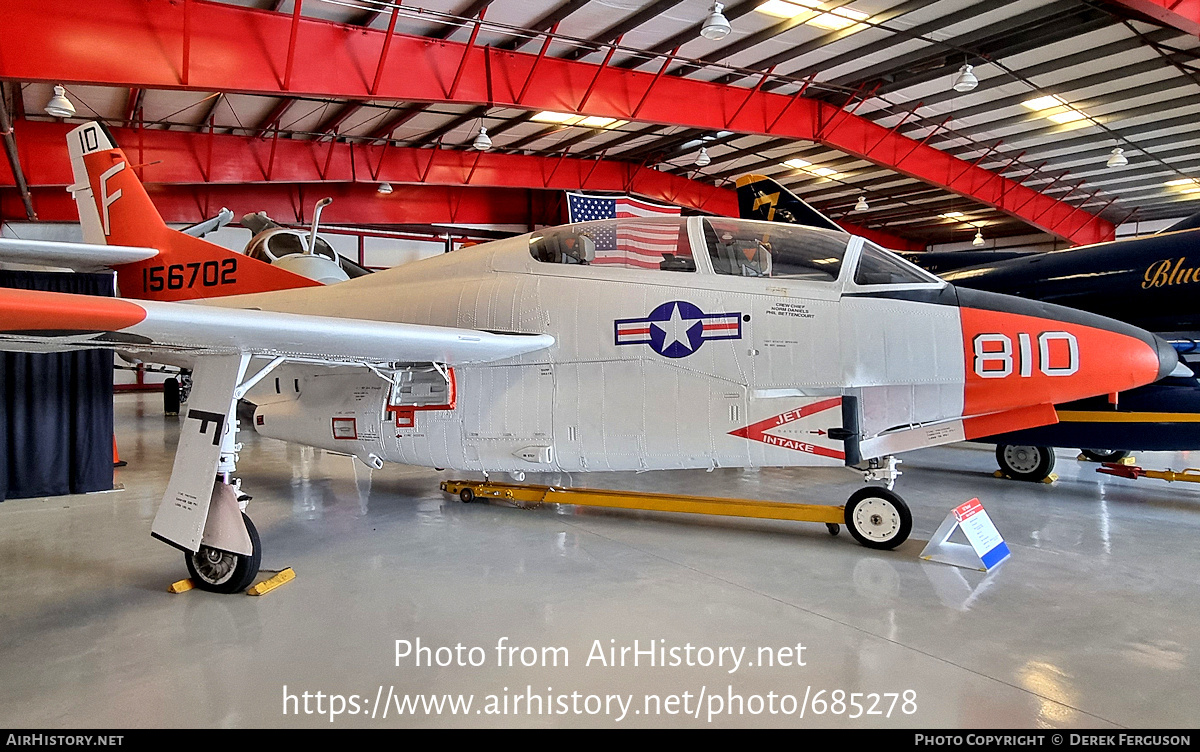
[6,121,736,215]
[0,0,1114,244]
[3,121,924,249]
[1103,0,1200,35]
[2,183,568,227]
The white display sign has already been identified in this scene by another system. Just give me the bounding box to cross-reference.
[920,498,1011,571]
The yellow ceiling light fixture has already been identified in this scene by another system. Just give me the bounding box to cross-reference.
[530,112,626,129]
[1021,95,1090,126]
[531,111,580,124]
[755,0,867,31]
[939,211,965,219]
[779,158,841,179]
[1021,95,1065,111]
[755,0,810,19]
[1165,178,1198,187]
[1048,110,1086,125]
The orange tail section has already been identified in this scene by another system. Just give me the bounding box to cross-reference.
[67,122,320,302]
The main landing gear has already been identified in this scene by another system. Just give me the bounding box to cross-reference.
[1080,448,1130,463]
[442,471,913,551]
[995,444,1057,482]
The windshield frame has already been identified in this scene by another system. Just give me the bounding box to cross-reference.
[842,237,947,293]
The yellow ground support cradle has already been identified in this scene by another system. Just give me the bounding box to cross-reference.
[440,479,845,527]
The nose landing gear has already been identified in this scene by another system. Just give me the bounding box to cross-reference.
[844,486,912,550]
[185,512,262,594]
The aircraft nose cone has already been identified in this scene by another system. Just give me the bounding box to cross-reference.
[954,287,1173,415]
[1152,333,1180,382]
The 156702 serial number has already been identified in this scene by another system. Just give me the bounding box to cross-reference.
[142,258,237,293]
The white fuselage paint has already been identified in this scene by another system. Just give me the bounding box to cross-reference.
[228,224,965,474]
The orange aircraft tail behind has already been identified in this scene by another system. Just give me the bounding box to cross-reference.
[67,122,320,302]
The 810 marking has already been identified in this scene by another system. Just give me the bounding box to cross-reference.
[973,331,1078,379]
[143,259,237,293]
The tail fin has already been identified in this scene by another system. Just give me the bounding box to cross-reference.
[1160,211,1200,234]
[67,122,320,301]
[734,174,845,234]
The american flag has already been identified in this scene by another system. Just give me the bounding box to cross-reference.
[566,193,684,270]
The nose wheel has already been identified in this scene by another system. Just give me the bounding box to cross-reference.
[184,512,262,593]
[844,487,911,550]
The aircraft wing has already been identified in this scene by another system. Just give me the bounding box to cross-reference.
[0,237,159,271]
[0,287,553,365]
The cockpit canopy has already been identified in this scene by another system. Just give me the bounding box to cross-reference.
[529,216,938,286]
[245,230,340,265]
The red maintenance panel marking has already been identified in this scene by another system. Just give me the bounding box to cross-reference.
[960,307,1159,416]
[729,397,845,460]
[332,417,358,440]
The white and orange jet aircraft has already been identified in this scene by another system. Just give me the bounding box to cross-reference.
[0,123,1177,591]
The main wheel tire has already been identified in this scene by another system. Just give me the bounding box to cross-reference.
[185,513,262,594]
[459,488,475,504]
[844,487,912,550]
[163,377,181,415]
[996,444,1056,482]
[1081,449,1129,463]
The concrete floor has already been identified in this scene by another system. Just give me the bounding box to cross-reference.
[1,394,1198,728]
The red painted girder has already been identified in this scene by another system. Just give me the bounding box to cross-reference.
[1104,0,1200,35]
[2,184,566,227]
[0,0,1114,244]
[9,122,736,216]
[7,122,922,249]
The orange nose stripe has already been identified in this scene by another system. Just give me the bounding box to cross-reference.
[960,307,1161,416]
[0,288,147,332]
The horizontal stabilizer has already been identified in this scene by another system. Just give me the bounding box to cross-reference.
[0,287,554,366]
[0,237,159,271]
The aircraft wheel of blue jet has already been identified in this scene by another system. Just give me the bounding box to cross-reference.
[996,444,1056,482]
[163,377,180,416]
[844,487,911,550]
[1081,449,1130,463]
[185,513,262,594]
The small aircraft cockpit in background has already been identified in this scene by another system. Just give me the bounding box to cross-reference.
[240,201,373,285]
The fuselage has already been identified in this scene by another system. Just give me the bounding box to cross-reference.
[942,228,1200,337]
[199,217,1170,475]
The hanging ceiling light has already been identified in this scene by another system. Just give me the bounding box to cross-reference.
[951,64,978,93]
[44,85,76,118]
[700,2,731,40]
[854,196,869,212]
[377,182,393,195]
[695,147,711,167]
[472,124,492,151]
[1106,147,1128,168]
[972,228,985,247]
